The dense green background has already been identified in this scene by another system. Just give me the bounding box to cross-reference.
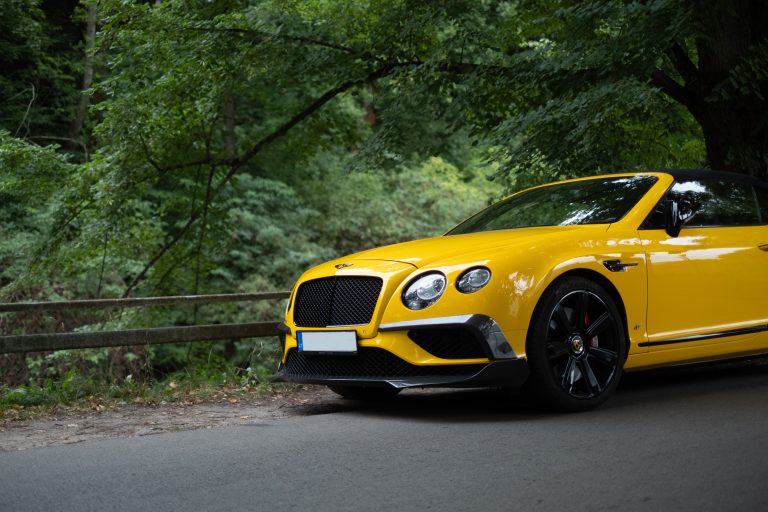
[1,0,765,395]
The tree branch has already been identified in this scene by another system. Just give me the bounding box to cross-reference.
[650,68,695,109]
[123,59,525,294]
[666,41,699,85]
[122,64,401,295]
[122,208,202,297]
[138,133,164,175]
[183,24,365,57]
[140,58,517,173]
[430,61,516,76]
[229,66,396,171]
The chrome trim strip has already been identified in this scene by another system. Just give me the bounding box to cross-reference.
[379,315,474,331]
[638,324,768,347]
[379,314,517,359]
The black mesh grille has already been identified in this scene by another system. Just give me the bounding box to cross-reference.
[293,278,335,327]
[284,348,485,379]
[294,276,382,327]
[408,328,490,359]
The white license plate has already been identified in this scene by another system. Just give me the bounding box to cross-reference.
[297,331,357,353]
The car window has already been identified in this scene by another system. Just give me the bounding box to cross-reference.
[447,176,657,235]
[672,180,759,227]
[642,178,761,229]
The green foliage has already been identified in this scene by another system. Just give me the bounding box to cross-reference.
[0,0,82,145]
[0,132,78,293]
[1,369,94,408]
[2,0,765,399]
[468,0,704,183]
[298,156,498,255]
[0,363,287,416]
[0,0,51,136]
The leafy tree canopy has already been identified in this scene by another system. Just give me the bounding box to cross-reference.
[1,0,766,302]
[2,0,767,389]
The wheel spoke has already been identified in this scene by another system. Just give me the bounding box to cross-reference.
[546,341,569,360]
[590,346,618,366]
[561,356,579,389]
[577,291,590,329]
[585,312,611,339]
[553,304,573,334]
[580,359,600,395]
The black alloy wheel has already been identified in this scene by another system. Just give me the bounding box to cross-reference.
[526,276,626,411]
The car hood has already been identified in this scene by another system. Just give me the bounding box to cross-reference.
[345,225,609,269]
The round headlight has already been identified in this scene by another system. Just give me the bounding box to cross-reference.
[403,273,446,310]
[456,267,491,293]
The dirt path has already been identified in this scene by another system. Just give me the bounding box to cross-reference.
[0,386,339,452]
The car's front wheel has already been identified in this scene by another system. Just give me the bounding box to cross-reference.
[525,276,626,411]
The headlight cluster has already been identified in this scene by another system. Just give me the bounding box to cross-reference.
[403,273,446,310]
[456,267,492,293]
[402,267,491,310]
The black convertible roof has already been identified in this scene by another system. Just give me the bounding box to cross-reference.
[651,168,767,186]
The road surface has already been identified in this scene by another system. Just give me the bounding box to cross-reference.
[2,359,768,512]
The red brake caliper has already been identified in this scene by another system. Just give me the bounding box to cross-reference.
[585,312,599,348]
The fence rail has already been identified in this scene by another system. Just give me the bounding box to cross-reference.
[0,292,290,355]
[0,291,290,312]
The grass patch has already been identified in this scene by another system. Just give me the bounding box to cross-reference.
[0,365,300,422]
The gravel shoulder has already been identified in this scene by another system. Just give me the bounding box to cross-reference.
[0,385,339,452]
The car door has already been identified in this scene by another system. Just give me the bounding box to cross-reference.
[641,176,768,361]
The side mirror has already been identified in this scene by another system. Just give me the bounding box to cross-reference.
[665,199,682,237]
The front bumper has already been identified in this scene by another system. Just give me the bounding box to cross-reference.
[276,314,530,389]
[276,352,529,389]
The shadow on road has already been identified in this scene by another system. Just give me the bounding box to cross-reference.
[293,386,543,423]
[289,356,768,422]
[614,355,768,403]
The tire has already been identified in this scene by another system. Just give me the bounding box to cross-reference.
[327,385,402,400]
[525,276,627,411]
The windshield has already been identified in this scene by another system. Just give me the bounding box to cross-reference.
[447,175,658,235]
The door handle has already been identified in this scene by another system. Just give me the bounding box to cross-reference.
[759,243,768,252]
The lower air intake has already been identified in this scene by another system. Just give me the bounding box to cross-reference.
[284,348,485,379]
[407,328,490,359]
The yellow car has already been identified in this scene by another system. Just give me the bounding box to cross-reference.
[277,170,768,410]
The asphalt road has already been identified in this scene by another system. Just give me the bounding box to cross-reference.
[2,360,768,512]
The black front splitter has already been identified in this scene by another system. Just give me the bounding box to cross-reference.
[275,358,529,389]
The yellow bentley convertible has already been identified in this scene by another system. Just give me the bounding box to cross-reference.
[277,170,768,410]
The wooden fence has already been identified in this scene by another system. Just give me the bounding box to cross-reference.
[0,292,289,354]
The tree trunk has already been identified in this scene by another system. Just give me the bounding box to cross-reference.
[653,1,768,177]
[223,89,237,159]
[68,2,97,152]
[692,0,768,177]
